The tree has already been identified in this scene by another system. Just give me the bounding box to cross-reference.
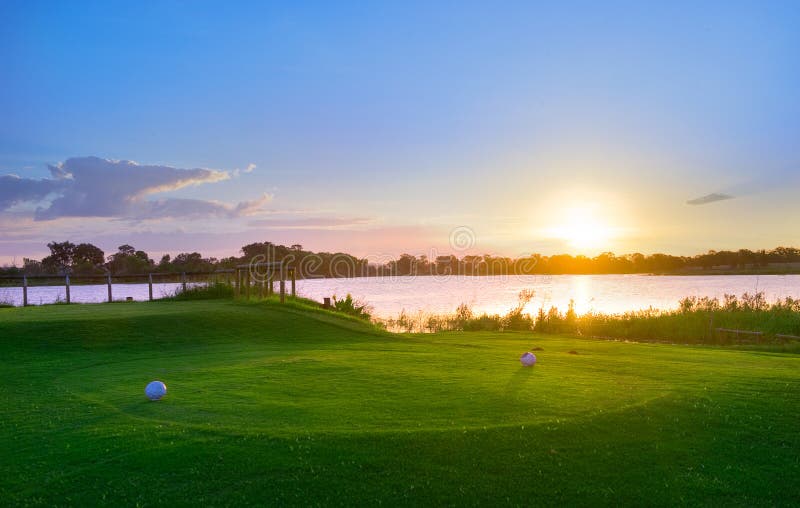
[158,254,172,271]
[106,245,154,275]
[69,243,105,275]
[171,252,216,272]
[73,243,105,266]
[391,254,417,276]
[117,244,136,257]
[41,241,76,273]
[22,258,44,275]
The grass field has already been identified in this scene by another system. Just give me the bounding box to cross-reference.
[1,299,799,506]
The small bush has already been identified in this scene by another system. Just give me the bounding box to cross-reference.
[502,290,535,331]
[332,294,372,320]
[463,313,502,331]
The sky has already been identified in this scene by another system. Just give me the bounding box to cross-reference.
[1,0,799,264]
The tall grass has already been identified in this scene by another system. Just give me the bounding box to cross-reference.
[383,290,535,333]
[385,291,800,344]
[561,293,800,344]
[162,282,235,301]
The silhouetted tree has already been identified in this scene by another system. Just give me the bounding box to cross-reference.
[41,241,76,273]
[106,245,154,275]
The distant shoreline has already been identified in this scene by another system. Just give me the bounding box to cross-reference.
[655,266,800,276]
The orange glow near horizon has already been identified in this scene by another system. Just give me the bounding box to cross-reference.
[543,204,621,253]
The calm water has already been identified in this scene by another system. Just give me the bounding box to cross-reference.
[294,275,800,317]
[0,282,188,307]
[3,275,799,318]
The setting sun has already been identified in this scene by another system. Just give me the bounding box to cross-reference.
[545,205,618,251]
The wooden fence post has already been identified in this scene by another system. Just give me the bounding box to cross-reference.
[22,275,28,307]
[245,270,251,300]
[279,269,286,303]
[65,274,70,304]
[107,274,113,303]
[291,268,296,297]
[181,272,187,293]
[148,273,154,301]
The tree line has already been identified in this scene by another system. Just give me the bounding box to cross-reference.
[385,247,800,275]
[1,241,800,278]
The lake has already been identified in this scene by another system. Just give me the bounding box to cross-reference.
[2,274,799,318]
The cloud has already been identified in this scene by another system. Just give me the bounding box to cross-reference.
[131,193,273,220]
[686,192,734,205]
[0,174,61,209]
[231,193,272,216]
[248,216,374,230]
[36,156,230,220]
[232,162,257,177]
[686,168,800,206]
[0,156,269,221]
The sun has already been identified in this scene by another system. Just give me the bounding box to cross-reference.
[545,205,617,252]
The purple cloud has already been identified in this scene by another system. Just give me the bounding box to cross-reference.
[131,194,272,220]
[0,156,270,220]
[0,175,61,209]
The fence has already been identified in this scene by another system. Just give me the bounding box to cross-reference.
[0,262,296,306]
[234,262,296,303]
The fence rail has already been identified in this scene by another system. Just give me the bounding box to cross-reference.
[0,269,236,280]
[715,327,764,343]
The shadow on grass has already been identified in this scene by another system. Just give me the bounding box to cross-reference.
[504,366,537,398]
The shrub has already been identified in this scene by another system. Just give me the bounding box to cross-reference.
[463,313,502,331]
[502,290,535,331]
[332,294,372,320]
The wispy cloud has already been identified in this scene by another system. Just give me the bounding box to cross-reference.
[686,167,799,206]
[232,162,257,177]
[130,193,273,221]
[248,216,375,230]
[686,192,735,205]
[0,156,270,221]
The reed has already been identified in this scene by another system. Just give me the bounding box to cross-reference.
[386,291,800,344]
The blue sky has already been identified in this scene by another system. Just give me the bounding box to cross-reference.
[1,1,799,262]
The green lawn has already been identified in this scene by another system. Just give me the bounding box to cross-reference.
[1,300,799,506]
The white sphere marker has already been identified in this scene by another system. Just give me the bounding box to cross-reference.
[145,380,167,401]
[520,352,537,367]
